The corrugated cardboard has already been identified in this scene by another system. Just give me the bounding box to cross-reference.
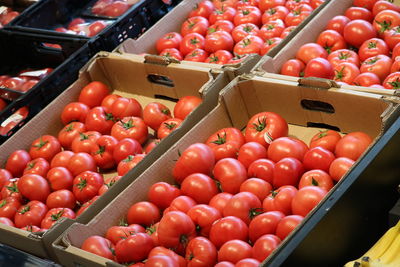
[252,0,400,96]
[53,74,400,267]
[0,51,229,260]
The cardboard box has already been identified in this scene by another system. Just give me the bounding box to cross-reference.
[0,51,230,260]
[115,0,330,74]
[53,73,400,267]
[252,0,400,96]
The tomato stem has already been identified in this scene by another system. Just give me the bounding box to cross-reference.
[211,132,227,145]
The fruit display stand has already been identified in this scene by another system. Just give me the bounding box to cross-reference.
[252,0,400,96]
[52,73,400,266]
[0,51,230,261]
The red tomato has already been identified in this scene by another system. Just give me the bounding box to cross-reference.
[358,38,389,62]
[0,169,11,190]
[180,33,206,56]
[223,192,262,224]
[172,143,215,183]
[81,236,115,260]
[51,151,75,168]
[18,174,50,202]
[231,23,260,43]
[209,216,248,249]
[260,37,282,55]
[236,258,261,267]
[14,200,48,228]
[66,152,97,176]
[285,5,311,27]
[267,137,308,162]
[275,214,303,240]
[258,0,286,13]
[143,102,171,131]
[262,6,289,24]
[335,132,372,160]
[23,158,50,177]
[127,201,161,227]
[296,43,328,64]
[187,204,222,236]
[90,135,118,169]
[148,246,185,266]
[167,195,197,214]
[1,179,22,202]
[61,102,90,125]
[160,48,184,61]
[157,118,183,139]
[233,6,262,26]
[233,35,264,55]
[384,25,400,50]
[0,217,14,227]
[144,139,160,154]
[215,262,235,267]
[298,169,334,191]
[186,237,217,266]
[353,0,378,10]
[343,19,377,47]
[280,25,296,39]
[117,154,145,176]
[209,192,233,214]
[248,211,284,243]
[292,186,327,217]
[29,135,61,162]
[156,32,183,53]
[72,171,103,203]
[272,157,304,188]
[258,19,285,41]
[236,0,260,8]
[237,142,267,168]
[373,1,400,17]
[304,57,334,79]
[240,178,272,202]
[280,59,305,77]
[263,185,298,215]
[111,116,148,144]
[106,225,145,245]
[148,182,181,210]
[41,208,76,229]
[353,72,381,86]
[110,97,143,120]
[209,6,237,24]
[71,131,101,154]
[383,71,400,89]
[334,62,361,84]
[181,16,210,36]
[85,107,115,135]
[0,197,21,219]
[247,158,274,183]
[76,196,99,217]
[113,138,142,164]
[205,49,233,64]
[326,15,350,35]
[218,240,252,263]
[189,1,215,18]
[345,7,373,22]
[205,31,234,53]
[252,234,281,262]
[78,81,110,108]
[208,20,235,34]
[181,173,219,204]
[316,30,347,54]
[302,146,335,172]
[329,157,355,182]
[46,189,76,209]
[103,1,129,17]
[174,96,202,120]
[145,255,178,266]
[98,175,121,195]
[213,158,247,194]
[373,10,400,37]
[58,122,86,150]
[309,129,341,152]
[328,49,360,68]
[157,211,196,254]
[391,60,400,73]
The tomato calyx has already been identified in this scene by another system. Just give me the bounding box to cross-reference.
[323,44,333,54]
[33,137,49,150]
[190,37,200,45]
[189,50,199,57]
[338,52,350,60]
[367,42,377,49]
[6,183,19,193]
[267,8,277,15]
[65,124,74,132]
[166,33,176,39]
[317,131,328,139]
[311,177,319,186]
[95,145,106,156]
[249,207,264,219]
[146,224,157,234]
[243,25,254,33]
[164,122,177,130]
[270,190,278,198]
[252,117,267,132]
[209,56,219,62]
[119,218,128,226]
[51,209,65,221]
[122,119,135,130]
[105,179,117,189]
[375,19,392,33]
[266,39,275,45]
[76,178,87,190]
[242,38,252,47]
[211,132,227,145]
[105,112,115,122]
[25,225,35,232]
[334,66,346,80]
[365,57,379,65]
[188,252,195,261]
[242,10,250,15]
[79,132,90,141]
[122,155,134,162]
[388,78,400,89]
[0,199,7,208]
[19,205,30,214]
[180,234,190,248]
[27,162,35,170]
[162,109,170,115]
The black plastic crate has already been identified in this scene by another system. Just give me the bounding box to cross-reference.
[0,0,38,27]
[0,243,60,266]
[6,0,181,52]
[262,116,400,267]
[0,30,94,144]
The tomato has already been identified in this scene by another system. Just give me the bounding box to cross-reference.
[72,171,103,203]
[353,72,381,86]
[236,258,261,266]
[110,96,143,120]
[317,30,347,54]
[215,262,235,267]
[103,1,129,17]
[353,0,378,10]
[29,135,62,162]
[189,1,215,18]
[113,138,142,164]
[187,204,221,236]
[167,195,197,214]
[373,10,400,37]
[384,25,400,50]
[143,102,172,131]
[260,37,282,55]
[18,174,50,202]
[111,116,148,144]
[0,169,11,190]
[145,255,178,266]
[81,236,115,260]
[180,173,219,204]
[50,151,74,169]
[373,1,400,15]
[156,118,182,140]
[186,237,217,266]
[275,214,303,240]
[233,35,264,55]
[358,38,389,62]
[280,25,296,39]
[106,224,145,246]
[157,211,196,254]
[91,135,118,169]
[345,7,373,22]
[148,246,185,266]
[309,129,341,152]
[180,33,206,56]
[173,143,215,183]
[280,59,305,77]
[236,0,260,8]
[156,32,183,53]
[237,142,267,168]
[41,208,76,229]
[252,234,281,262]
[343,19,377,47]
[285,0,311,9]
[98,175,121,195]
[213,158,247,194]
[234,6,262,26]
[19,80,39,93]
[244,112,288,148]
[205,49,233,64]
[45,189,76,210]
[85,107,115,135]
[333,62,361,85]
[66,152,97,176]
[14,200,48,228]
[61,102,90,125]
[223,192,262,224]
[328,49,360,68]
[209,192,233,214]
[267,137,308,163]
[247,158,274,184]
[181,16,210,36]
[273,157,304,188]
[304,57,334,79]
[231,23,260,43]
[383,71,400,89]
[263,185,297,215]
[148,182,181,210]
[144,139,160,154]
[58,122,86,150]
[285,6,311,27]
[160,48,184,61]
[391,60,400,73]
[326,15,350,35]
[174,96,203,120]
[205,31,234,53]
[5,150,31,177]
[0,217,14,227]
[208,20,235,34]
[292,186,327,217]
[209,216,248,248]
[335,132,372,160]
[126,201,161,228]
[299,168,334,191]
[248,211,284,243]
[227,54,250,64]
[0,197,21,219]
[209,6,237,24]
[261,6,289,24]
[1,179,22,202]
[302,146,335,172]
[218,240,252,263]
[78,81,110,108]
[20,225,42,233]
[296,43,328,64]
[23,157,50,177]
[240,178,272,202]
[258,0,285,13]
[71,131,101,154]
[3,77,25,91]
[329,157,355,182]
[258,19,285,41]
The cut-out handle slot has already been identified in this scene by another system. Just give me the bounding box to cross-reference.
[147,74,174,87]
[306,122,340,132]
[301,99,335,114]
[154,95,179,102]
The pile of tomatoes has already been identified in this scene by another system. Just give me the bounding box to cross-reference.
[0,80,202,232]
[0,6,20,27]
[280,0,400,89]
[53,18,113,38]
[81,111,372,266]
[91,0,140,17]
[154,0,326,64]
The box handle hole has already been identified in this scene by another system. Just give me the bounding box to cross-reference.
[147,74,174,87]
[301,99,335,113]
[306,122,340,132]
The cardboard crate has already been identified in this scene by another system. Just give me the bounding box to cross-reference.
[0,51,230,260]
[115,0,330,74]
[53,73,400,267]
[252,0,400,96]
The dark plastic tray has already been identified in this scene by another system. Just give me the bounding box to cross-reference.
[263,116,400,267]
[0,243,60,267]
[0,29,94,144]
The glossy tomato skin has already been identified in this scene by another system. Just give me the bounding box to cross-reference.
[298,169,334,192]
[213,158,247,194]
[127,201,161,226]
[353,72,381,86]
[206,127,245,161]
[181,173,219,204]
[187,204,222,236]
[90,135,118,170]
[5,150,31,177]
[0,217,14,227]
[0,197,21,219]
[148,246,184,266]
[326,15,350,35]
[174,96,202,120]
[302,146,335,172]
[267,137,308,162]
[189,0,215,18]
[58,122,86,150]
[41,208,76,229]
[72,171,103,203]
[181,16,210,36]
[296,43,328,64]
[148,182,181,210]
[247,158,274,183]
[46,189,76,209]
[115,233,155,263]
[373,10,400,37]
[111,116,148,144]
[252,234,281,262]
[18,174,50,202]
[209,6,237,24]
[309,130,341,152]
[209,216,248,249]
[261,6,289,24]
[71,131,101,154]
[117,154,145,176]
[248,211,284,243]
[105,225,145,245]
[263,185,298,215]
[23,158,50,177]
[1,179,22,202]
[233,6,262,26]
[145,255,179,266]
[280,59,305,77]
[209,192,233,214]
[233,35,264,55]
[66,152,97,176]
[0,169,11,190]
[329,157,354,182]
[223,192,262,224]
[81,236,115,260]
[218,240,252,264]
[113,138,142,164]
[328,49,360,68]
[61,102,90,125]
[110,97,143,120]
[14,200,48,228]
[272,157,304,188]
[50,151,75,169]
[304,57,334,79]
[383,72,400,89]
[98,175,121,195]
[180,33,206,56]
[156,32,183,53]
[160,48,184,61]
[275,214,303,240]
[232,23,260,43]
[167,195,197,214]
[240,178,272,202]
[358,38,389,62]
[316,29,347,53]
[85,107,115,135]
[157,118,183,139]
[205,31,234,53]
[343,19,377,47]
[78,81,110,108]
[236,258,261,267]
[185,237,217,266]
[333,62,360,84]
[335,132,372,161]
[345,6,373,22]
[292,186,328,217]
[143,102,172,131]
[205,49,233,64]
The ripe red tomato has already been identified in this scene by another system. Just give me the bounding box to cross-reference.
[18,174,50,202]
[373,10,400,37]
[160,48,183,61]
[106,225,145,245]
[127,201,161,227]
[172,143,215,183]
[263,185,297,215]
[302,146,335,172]
[353,72,381,86]
[296,43,328,64]
[384,25,400,50]
[181,173,219,204]
[189,0,215,18]
[326,15,350,35]
[304,57,334,79]
[205,49,233,64]
[143,102,172,131]
[208,20,235,34]
[309,129,341,152]
[51,151,75,168]
[29,135,61,162]
[103,1,129,17]
[148,182,181,210]
[90,135,118,169]
[391,60,400,73]
[343,19,377,47]
[273,157,304,188]
[85,107,115,135]
[111,116,148,144]
[78,81,110,108]
[157,118,183,139]
[316,30,347,54]
[236,0,260,8]
[258,19,285,41]
[66,152,97,176]
[71,131,101,154]
[247,158,274,183]
[280,25,296,38]
[1,179,22,202]
[233,35,264,55]
[180,33,206,56]
[76,196,99,217]
[205,31,234,53]
[328,49,360,68]
[358,38,389,62]
[0,217,14,227]
[373,1,400,17]
[334,62,360,84]
[0,169,11,190]
[218,240,252,263]
[353,0,378,10]
[335,132,372,160]
[275,214,303,240]
[117,154,145,176]
[98,175,121,195]
[110,97,143,120]
[237,141,267,168]
[72,171,103,203]
[209,216,248,249]
[268,137,308,162]
[206,127,245,161]
[41,208,76,229]
[234,6,262,26]
[23,158,50,177]
[261,6,289,24]
[186,237,217,266]
[61,102,90,125]
[148,246,185,266]
[248,211,284,243]
[174,96,202,120]
[298,169,334,191]
[58,122,86,150]
[181,16,210,36]
[345,7,373,22]
[209,6,237,24]
[223,192,262,224]
[14,200,48,228]
[280,59,305,77]
[258,0,286,13]
[329,157,355,182]
[81,236,115,260]
[292,186,327,217]
[145,255,178,266]
[144,139,160,154]
[213,158,247,194]
[46,189,76,209]
[167,195,197,214]
[260,37,282,55]
[0,197,21,219]
[252,234,281,262]
[187,204,222,236]
[240,178,272,202]
[383,71,400,89]
[231,23,260,43]
[156,32,183,53]
[209,192,233,214]
[113,138,142,165]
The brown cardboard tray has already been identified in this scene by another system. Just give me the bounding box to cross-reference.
[0,51,230,260]
[52,73,400,267]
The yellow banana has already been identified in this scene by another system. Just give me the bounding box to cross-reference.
[377,232,400,266]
